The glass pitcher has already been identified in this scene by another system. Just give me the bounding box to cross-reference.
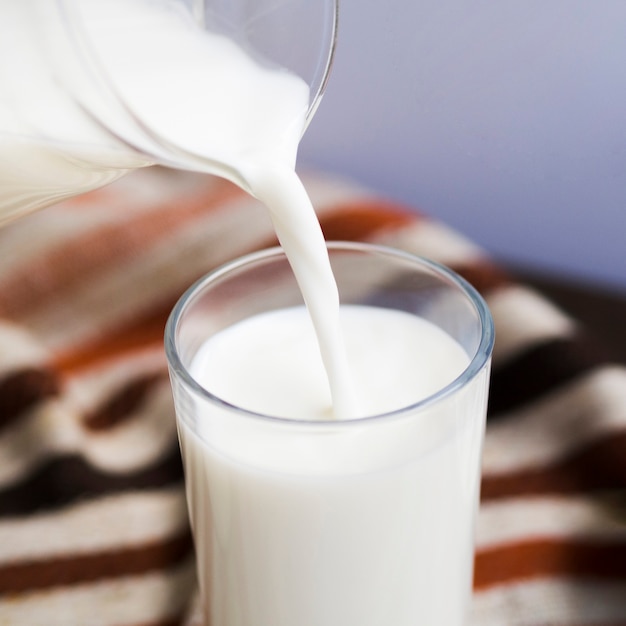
[0,0,337,225]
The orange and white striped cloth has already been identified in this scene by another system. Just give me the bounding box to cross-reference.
[0,168,624,625]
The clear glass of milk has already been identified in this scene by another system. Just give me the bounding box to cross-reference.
[165,241,494,626]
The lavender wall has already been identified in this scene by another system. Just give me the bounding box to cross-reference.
[299,0,626,292]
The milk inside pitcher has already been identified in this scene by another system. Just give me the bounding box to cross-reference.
[0,0,336,224]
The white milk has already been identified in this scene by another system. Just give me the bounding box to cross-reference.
[0,0,308,212]
[0,2,148,220]
[190,306,469,420]
[180,305,485,626]
[1,0,354,415]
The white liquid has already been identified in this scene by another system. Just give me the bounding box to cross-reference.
[181,305,485,626]
[0,2,148,220]
[191,305,469,420]
[0,0,308,209]
[1,0,355,416]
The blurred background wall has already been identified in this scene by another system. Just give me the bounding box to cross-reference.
[299,0,626,292]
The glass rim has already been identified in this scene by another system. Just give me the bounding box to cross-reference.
[164,240,495,428]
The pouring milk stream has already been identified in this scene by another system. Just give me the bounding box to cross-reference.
[1,0,361,419]
[1,0,474,419]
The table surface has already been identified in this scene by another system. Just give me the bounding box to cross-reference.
[512,266,626,365]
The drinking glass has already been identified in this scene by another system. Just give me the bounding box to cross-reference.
[165,241,494,626]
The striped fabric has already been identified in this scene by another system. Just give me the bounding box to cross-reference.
[0,168,624,625]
